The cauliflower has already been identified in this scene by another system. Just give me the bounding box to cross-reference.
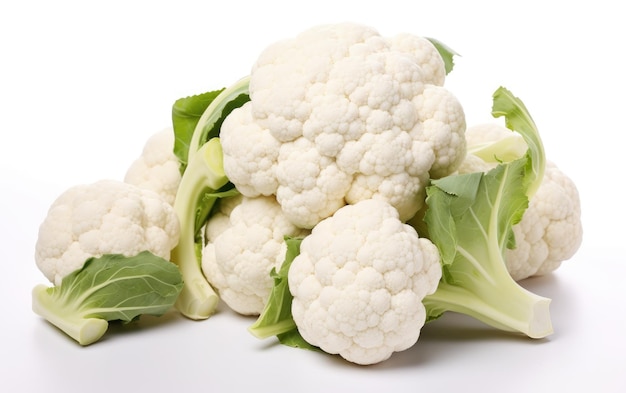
[124,127,182,205]
[202,195,309,315]
[35,179,180,285]
[220,23,466,228]
[287,199,441,365]
[457,123,583,281]
[203,193,243,242]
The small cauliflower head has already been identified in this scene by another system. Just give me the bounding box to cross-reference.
[288,199,442,365]
[457,123,583,280]
[202,195,309,315]
[506,162,583,280]
[35,179,180,285]
[124,127,182,205]
[221,23,466,228]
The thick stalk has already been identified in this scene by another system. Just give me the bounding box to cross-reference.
[171,139,229,319]
[188,76,250,164]
[32,284,109,345]
[424,274,553,339]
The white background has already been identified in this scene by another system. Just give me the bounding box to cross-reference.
[1,1,624,392]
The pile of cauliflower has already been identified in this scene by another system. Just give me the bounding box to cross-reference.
[33,23,582,365]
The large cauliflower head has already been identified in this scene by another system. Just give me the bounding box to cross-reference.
[35,179,180,285]
[202,195,309,315]
[288,199,442,365]
[221,23,466,228]
[457,123,583,280]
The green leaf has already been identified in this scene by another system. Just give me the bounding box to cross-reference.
[172,90,224,171]
[248,237,303,340]
[171,79,250,175]
[184,77,250,173]
[32,251,183,345]
[422,87,552,339]
[194,186,241,240]
[424,172,481,266]
[277,329,320,352]
[491,86,546,198]
[426,37,459,75]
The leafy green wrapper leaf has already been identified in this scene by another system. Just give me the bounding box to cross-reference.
[422,87,552,339]
[426,37,459,75]
[427,159,529,275]
[172,90,224,171]
[277,329,320,351]
[174,77,250,174]
[491,86,545,198]
[248,237,318,351]
[248,237,301,339]
[32,251,183,345]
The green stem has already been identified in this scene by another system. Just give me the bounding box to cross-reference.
[188,76,250,164]
[171,139,229,319]
[424,274,552,339]
[32,284,109,345]
[249,319,296,340]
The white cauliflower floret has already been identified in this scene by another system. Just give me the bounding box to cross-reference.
[457,123,583,280]
[203,194,243,242]
[202,195,309,315]
[288,199,441,365]
[124,127,182,205]
[35,179,180,285]
[388,33,446,86]
[220,107,280,197]
[221,23,466,228]
[506,162,583,280]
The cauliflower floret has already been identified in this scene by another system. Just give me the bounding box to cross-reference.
[220,106,280,197]
[203,194,243,242]
[506,162,583,280]
[124,127,182,205]
[35,179,180,285]
[202,195,309,315]
[457,123,583,280]
[221,23,466,228]
[288,199,441,365]
[388,33,446,86]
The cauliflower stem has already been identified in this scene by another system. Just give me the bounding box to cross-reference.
[170,76,250,320]
[172,76,250,174]
[170,138,232,319]
[186,77,250,168]
[422,163,553,337]
[422,87,552,338]
[32,287,109,345]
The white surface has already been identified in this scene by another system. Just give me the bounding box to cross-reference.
[1,1,624,392]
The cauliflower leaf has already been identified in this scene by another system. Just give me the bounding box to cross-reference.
[172,78,250,173]
[247,237,317,350]
[32,251,183,346]
[423,87,552,338]
[425,37,459,75]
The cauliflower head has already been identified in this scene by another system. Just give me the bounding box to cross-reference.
[288,199,442,365]
[457,123,583,280]
[35,179,180,285]
[124,127,182,205]
[202,195,309,315]
[221,23,466,228]
[506,162,583,280]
